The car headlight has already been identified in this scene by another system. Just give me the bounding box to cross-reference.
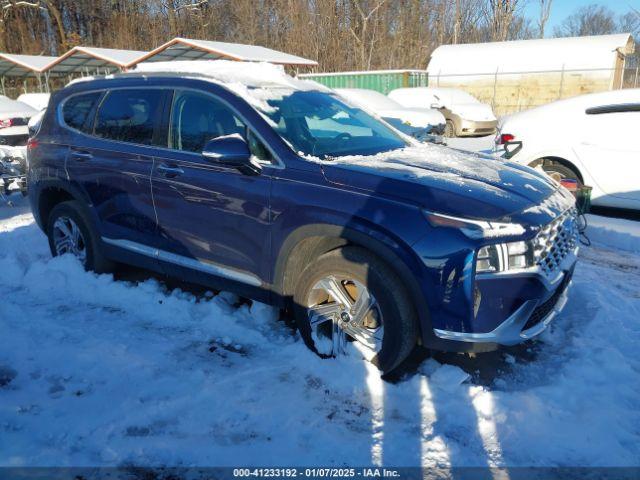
[475,240,534,273]
[424,210,526,240]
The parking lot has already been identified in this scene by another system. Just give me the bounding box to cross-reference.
[1,191,639,468]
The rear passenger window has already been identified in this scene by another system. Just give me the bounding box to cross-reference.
[94,89,164,145]
[62,92,102,132]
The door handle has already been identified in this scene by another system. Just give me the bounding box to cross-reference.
[157,164,184,177]
[70,151,92,162]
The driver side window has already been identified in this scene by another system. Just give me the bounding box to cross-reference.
[169,90,272,162]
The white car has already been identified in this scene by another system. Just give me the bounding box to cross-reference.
[497,89,640,211]
[17,92,50,111]
[0,95,37,147]
[388,87,497,137]
[335,88,446,138]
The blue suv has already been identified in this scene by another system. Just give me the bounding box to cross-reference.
[27,63,578,373]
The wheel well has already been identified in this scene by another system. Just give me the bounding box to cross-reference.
[530,157,584,183]
[281,235,350,298]
[38,187,75,229]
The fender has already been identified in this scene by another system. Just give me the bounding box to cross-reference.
[29,178,98,232]
[272,221,435,343]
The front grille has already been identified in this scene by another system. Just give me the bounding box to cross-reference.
[523,271,572,330]
[532,208,578,275]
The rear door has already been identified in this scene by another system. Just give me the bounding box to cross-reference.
[150,88,273,287]
[64,87,169,249]
[574,103,640,204]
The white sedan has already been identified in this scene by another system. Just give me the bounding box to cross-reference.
[335,88,446,138]
[497,89,640,210]
[388,87,497,137]
[0,95,37,147]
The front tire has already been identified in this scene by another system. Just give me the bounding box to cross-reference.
[47,200,113,273]
[293,247,418,373]
[444,120,456,138]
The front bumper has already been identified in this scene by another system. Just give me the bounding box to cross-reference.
[457,119,498,137]
[433,247,577,345]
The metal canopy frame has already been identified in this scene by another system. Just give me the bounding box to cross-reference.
[131,38,318,68]
[0,53,59,95]
[42,47,147,76]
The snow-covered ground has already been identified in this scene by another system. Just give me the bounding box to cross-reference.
[0,194,639,470]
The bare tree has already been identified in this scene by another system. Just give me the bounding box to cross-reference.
[537,0,552,38]
[483,0,522,42]
[554,4,617,37]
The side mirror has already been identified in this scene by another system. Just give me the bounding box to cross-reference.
[202,135,261,176]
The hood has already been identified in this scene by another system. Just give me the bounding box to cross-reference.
[321,144,573,225]
[449,102,496,122]
[379,108,446,129]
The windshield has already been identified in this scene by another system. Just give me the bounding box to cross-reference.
[261,90,408,158]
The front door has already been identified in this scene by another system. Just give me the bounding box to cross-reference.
[151,89,273,287]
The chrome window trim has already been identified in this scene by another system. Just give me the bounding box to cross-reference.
[57,84,285,170]
[102,237,262,287]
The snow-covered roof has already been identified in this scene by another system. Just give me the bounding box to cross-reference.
[427,33,636,76]
[0,53,57,76]
[43,47,147,75]
[131,38,318,67]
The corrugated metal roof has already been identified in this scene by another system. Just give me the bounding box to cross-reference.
[0,53,58,76]
[427,33,635,76]
[43,47,147,74]
[132,38,318,67]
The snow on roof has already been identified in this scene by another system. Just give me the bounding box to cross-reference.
[43,47,147,74]
[427,33,635,76]
[131,37,318,67]
[133,60,325,112]
[0,53,57,76]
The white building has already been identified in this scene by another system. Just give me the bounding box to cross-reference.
[426,33,636,115]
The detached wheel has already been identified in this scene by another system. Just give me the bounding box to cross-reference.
[444,120,456,138]
[47,200,113,273]
[293,247,418,373]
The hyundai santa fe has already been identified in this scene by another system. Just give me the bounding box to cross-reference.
[27,62,578,373]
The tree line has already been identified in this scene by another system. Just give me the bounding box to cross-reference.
[0,0,638,72]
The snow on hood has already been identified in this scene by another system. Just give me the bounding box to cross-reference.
[320,143,568,221]
[449,102,496,122]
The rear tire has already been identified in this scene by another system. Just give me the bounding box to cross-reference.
[293,246,418,373]
[47,200,114,273]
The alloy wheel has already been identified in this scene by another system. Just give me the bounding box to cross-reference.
[306,275,384,359]
[52,216,87,265]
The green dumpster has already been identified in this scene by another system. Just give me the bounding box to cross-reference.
[298,69,428,95]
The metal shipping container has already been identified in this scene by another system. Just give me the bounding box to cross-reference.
[297,69,429,94]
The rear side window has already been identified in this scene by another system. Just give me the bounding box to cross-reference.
[62,92,102,132]
[94,89,164,145]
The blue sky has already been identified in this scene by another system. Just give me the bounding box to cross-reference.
[522,0,639,35]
